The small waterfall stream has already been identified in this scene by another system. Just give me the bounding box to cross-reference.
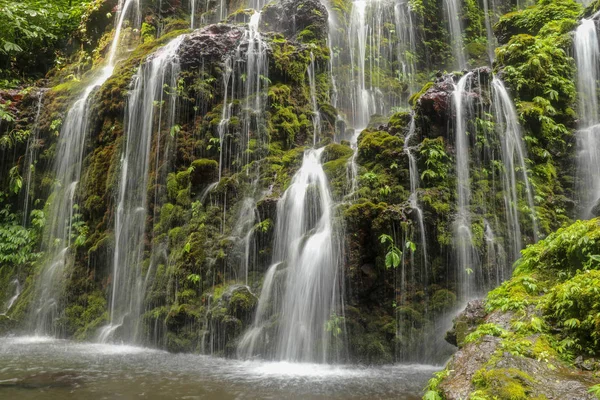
[453,72,477,302]
[238,149,341,362]
[445,0,466,69]
[574,14,600,217]
[30,0,140,336]
[21,90,45,227]
[492,78,538,252]
[98,35,185,343]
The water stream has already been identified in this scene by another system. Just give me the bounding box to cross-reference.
[29,0,140,336]
[238,148,341,362]
[574,13,600,217]
[98,35,185,344]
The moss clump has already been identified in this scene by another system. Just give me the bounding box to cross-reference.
[495,0,582,44]
[357,130,403,166]
[472,368,539,400]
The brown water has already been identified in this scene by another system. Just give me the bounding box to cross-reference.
[0,336,441,399]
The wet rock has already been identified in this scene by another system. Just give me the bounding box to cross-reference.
[445,299,486,347]
[417,67,493,139]
[178,24,244,69]
[438,336,501,399]
[0,372,82,389]
[575,356,600,371]
[492,353,597,400]
[259,0,328,42]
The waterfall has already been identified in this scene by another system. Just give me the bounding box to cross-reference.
[574,14,600,217]
[218,12,268,177]
[348,0,376,129]
[238,148,341,362]
[21,90,45,226]
[444,0,466,69]
[1,279,21,316]
[453,72,476,302]
[98,35,185,344]
[231,197,259,285]
[307,52,321,146]
[393,0,417,95]
[482,0,496,63]
[491,77,538,257]
[30,0,140,336]
[190,0,197,29]
[403,117,428,276]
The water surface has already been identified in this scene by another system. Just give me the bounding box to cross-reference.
[0,336,440,399]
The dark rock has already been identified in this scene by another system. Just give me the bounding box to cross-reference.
[178,24,244,69]
[259,0,328,42]
[575,356,600,371]
[445,299,486,347]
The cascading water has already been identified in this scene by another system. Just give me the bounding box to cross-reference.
[403,117,428,275]
[348,0,376,129]
[574,14,600,217]
[307,52,321,145]
[491,77,538,257]
[452,72,477,302]
[1,279,21,316]
[29,0,140,336]
[21,90,45,226]
[444,0,466,69]
[482,0,497,63]
[218,12,267,177]
[98,35,185,343]
[238,149,341,362]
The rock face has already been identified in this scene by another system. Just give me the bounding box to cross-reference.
[416,67,492,138]
[259,0,328,41]
[178,24,244,69]
[445,299,486,347]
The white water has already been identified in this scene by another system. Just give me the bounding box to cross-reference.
[348,0,376,129]
[307,52,322,146]
[21,90,45,226]
[218,12,268,178]
[574,14,600,217]
[403,117,428,275]
[30,0,140,336]
[453,73,476,301]
[444,0,466,69]
[238,149,341,362]
[0,336,438,399]
[492,78,538,257]
[98,35,185,344]
[1,279,21,315]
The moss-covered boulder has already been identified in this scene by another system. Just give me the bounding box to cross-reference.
[425,219,600,399]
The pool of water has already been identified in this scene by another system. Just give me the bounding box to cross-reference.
[0,336,440,399]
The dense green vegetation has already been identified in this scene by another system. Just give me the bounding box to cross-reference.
[0,0,98,85]
[0,0,599,397]
[425,219,600,399]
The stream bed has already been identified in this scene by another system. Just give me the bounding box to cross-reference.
[0,336,440,399]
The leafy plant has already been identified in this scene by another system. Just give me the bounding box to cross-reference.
[379,234,402,269]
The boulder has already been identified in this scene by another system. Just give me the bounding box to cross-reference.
[178,24,244,69]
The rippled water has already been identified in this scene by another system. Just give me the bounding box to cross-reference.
[0,336,440,399]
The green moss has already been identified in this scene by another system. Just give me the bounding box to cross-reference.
[472,368,539,400]
[357,130,403,166]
